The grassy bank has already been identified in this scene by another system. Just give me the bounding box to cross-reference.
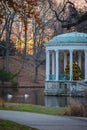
[0,100,87,117]
[0,102,70,116]
[0,119,38,130]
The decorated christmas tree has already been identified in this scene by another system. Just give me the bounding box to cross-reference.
[64,62,82,80]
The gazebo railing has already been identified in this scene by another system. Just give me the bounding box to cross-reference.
[49,74,70,80]
[49,74,56,80]
[59,74,70,80]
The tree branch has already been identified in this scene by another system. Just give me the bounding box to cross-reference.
[48,0,87,29]
[62,12,87,28]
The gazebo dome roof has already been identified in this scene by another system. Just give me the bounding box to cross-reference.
[45,32,87,46]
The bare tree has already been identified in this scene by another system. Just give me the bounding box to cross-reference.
[0,1,16,72]
[31,1,56,82]
[48,0,87,30]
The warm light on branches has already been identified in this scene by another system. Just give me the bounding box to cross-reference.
[0,0,45,25]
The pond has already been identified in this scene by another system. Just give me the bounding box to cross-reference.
[0,87,87,107]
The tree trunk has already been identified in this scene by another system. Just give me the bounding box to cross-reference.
[4,12,15,72]
[34,65,38,82]
[5,29,10,72]
[24,27,27,57]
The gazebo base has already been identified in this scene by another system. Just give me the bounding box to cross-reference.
[44,81,87,96]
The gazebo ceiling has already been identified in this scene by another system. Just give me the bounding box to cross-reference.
[45,32,87,46]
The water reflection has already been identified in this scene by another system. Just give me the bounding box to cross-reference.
[45,96,87,107]
[45,96,68,107]
[0,87,87,107]
[0,87,45,106]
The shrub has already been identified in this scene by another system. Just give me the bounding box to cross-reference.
[84,89,87,98]
[0,68,20,85]
[0,69,13,83]
[0,98,7,108]
[65,62,82,80]
[69,103,85,117]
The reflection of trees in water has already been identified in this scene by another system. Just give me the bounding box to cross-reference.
[45,96,68,107]
[45,96,87,107]
[0,87,44,105]
[69,97,87,105]
[0,87,87,107]
[34,90,38,105]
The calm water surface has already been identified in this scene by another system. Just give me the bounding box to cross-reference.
[0,87,87,107]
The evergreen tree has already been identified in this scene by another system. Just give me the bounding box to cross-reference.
[65,62,82,80]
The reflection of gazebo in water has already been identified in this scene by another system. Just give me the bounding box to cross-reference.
[44,32,87,96]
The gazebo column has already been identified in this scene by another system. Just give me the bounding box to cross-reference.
[64,51,67,71]
[46,50,50,81]
[52,51,55,79]
[70,50,73,81]
[78,51,82,69]
[85,50,87,81]
[56,50,59,80]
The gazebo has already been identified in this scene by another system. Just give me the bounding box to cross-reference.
[44,32,87,96]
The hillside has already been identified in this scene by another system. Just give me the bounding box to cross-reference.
[0,56,45,86]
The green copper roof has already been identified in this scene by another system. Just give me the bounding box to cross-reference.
[45,32,87,46]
